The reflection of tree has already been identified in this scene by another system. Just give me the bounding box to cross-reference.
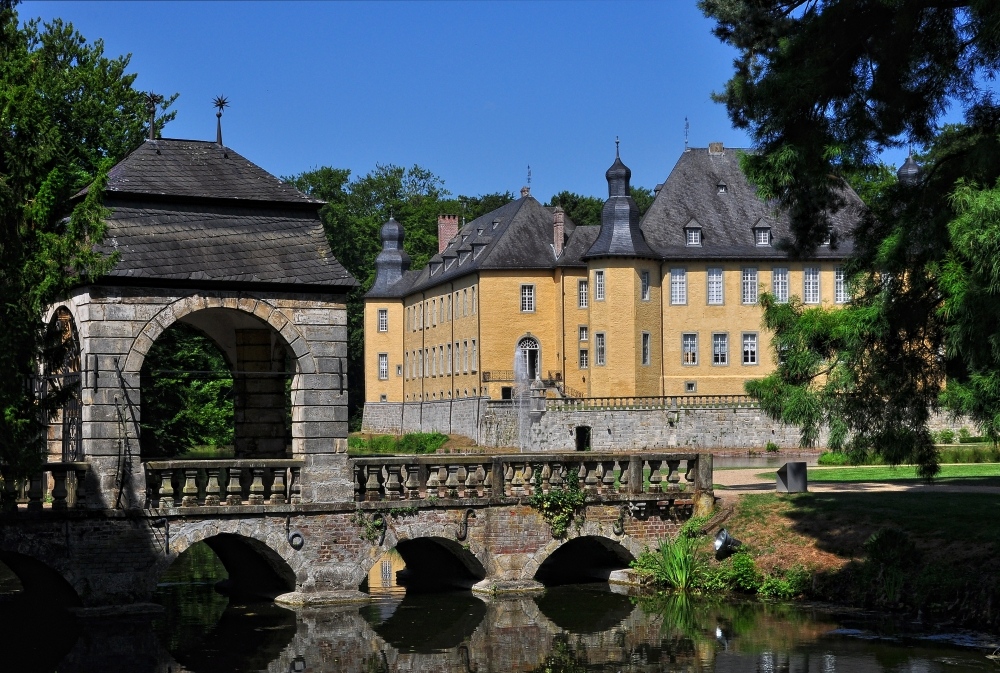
[527,635,588,673]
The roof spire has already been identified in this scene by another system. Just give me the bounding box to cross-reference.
[615,135,620,158]
[684,117,689,151]
[145,91,163,141]
[213,95,229,145]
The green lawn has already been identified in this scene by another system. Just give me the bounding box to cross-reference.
[755,463,1000,484]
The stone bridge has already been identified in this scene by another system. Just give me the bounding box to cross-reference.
[0,452,713,612]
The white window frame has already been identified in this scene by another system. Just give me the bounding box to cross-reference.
[835,266,848,304]
[641,270,651,301]
[431,299,436,326]
[463,340,469,373]
[754,227,771,246]
[378,353,388,380]
[742,333,758,366]
[594,270,605,301]
[471,339,478,371]
[396,364,402,377]
[707,268,723,305]
[742,268,758,305]
[712,332,729,366]
[641,332,651,366]
[670,268,687,305]
[463,289,468,316]
[595,332,606,366]
[520,284,535,312]
[431,346,437,376]
[772,267,789,303]
[446,343,452,374]
[804,267,820,304]
[419,350,424,378]
[472,286,477,314]
[579,349,589,369]
[685,227,702,246]
[377,308,388,332]
[682,333,698,366]
[578,280,589,308]
[579,325,588,341]
[454,341,460,373]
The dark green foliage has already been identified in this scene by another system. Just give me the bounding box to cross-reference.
[0,6,174,477]
[702,0,1000,477]
[139,323,233,458]
[631,535,702,590]
[528,475,585,538]
[547,187,654,228]
[857,528,918,607]
[346,432,448,456]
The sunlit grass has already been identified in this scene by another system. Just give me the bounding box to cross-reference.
[756,463,1000,483]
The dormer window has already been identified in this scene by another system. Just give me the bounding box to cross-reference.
[754,227,771,246]
[685,227,702,246]
[717,182,728,194]
[492,218,501,230]
[459,251,470,265]
[822,230,832,246]
[445,258,456,270]
[473,244,484,259]
[461,234,468,242]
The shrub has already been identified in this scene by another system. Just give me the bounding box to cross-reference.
[528,476,585,538]
[347,432,448,456]
[817,451,851,466]
[631,534,702,590]
[934,429,956,444]
[758,565,810,600]
[729,551,762,593]
[858,528,918,606]
[765,441,780,453]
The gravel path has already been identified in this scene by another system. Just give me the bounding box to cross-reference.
[713,467,1000,495]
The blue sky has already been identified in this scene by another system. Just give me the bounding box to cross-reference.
[26,2,751,199]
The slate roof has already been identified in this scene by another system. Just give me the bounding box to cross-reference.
[640,147,860,260]
[91,138,355,289]
[584,154,658,259]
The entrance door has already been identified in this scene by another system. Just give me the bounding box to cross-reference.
[575,426,591,452]
[516,337,539,380]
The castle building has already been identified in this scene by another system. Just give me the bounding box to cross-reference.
[362,143,861,434]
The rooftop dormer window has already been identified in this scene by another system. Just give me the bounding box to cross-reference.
[717,182,727,194]
[492,218,501,230]
[461,234,468,242]
[459,251,470,265]
[822,230,832,246]
[754,227,771,246]
[685,227,702,246]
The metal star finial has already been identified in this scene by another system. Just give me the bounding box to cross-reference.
[213,95,229,145]
[144,91,163,141]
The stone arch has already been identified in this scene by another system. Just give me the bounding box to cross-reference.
[514,333,541,380]
[521,526,641,584]
[155,520,301,600]
[0,551,82,608]
[368,527,487,591]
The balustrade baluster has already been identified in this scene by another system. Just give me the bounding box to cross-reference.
[482,463,493,499]
[384,464,403,501]
[158,469,176,508]
[181,468,200,507]
[601,459,616,493]
[445,464,461,498]
[503,463,515,497]
[364,465,383,501]
[666,460,681,488]
[353,465,363,501]
[270,468,287,505]
[51,468,69,510]
[684,459,696,483]
[289,467,302,505]
[404,464,421,499]
[524,463,535,496]
[464,464,480,498]
[27,472,43,511]
[510,463,525,496]
[549,462,564,489]
[248,468,266,505]
[427,464,444,498]
[648,459,663,493]
[539,463,551,493]
[618,459,629,490]
[225,468,243,505]
[205,467,221,506]
[583,460,599,492]
[73,466,87,510]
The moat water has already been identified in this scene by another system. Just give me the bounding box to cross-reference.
[3,543,997,672]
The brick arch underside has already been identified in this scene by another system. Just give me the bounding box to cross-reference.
[0,550,82,607]
[368,525,489,590]
[521,523,643,583]
[157,521,299,600]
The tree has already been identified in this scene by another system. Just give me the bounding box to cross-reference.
[0,5,174,479]
[700,0,1000,475]
[548,187,654,228]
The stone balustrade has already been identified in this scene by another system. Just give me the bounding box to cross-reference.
[144,460,305,509]
[350,452,712,503]
[0,462,90,511]
[546,395,756,411]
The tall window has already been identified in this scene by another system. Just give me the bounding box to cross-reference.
[431,299,436,326]
[670,269,687,304]
[641,332,651,365]
[520,284,535,312]
[579,325,588,341]
[682,333,698,365]
[804,267,820,303]
[471,339,478,371]
[377,308,388,332]
[431,347,437,376]
[595,332,606,366]
[440,297,445,323]
[742,268,758,304]
[742,333,758,365]
[463,340,469,373]
[641,270,651,301]
[463,289,468,316]
[404,352,409,379]
[378,353,388,380]
[708,268,723,305]
[579,349,589,369]
[835,266,848,303]
[419,350,424,377]
[471,286,477,314]
[454,342,460,373]
[578,280,589,308]
[712,333,728,365]
[772,267,789,303]
[594,270,605,301]
[447,295,452,320]
[446,344,452,374]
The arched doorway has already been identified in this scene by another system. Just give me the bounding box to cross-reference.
[515,336,540,381]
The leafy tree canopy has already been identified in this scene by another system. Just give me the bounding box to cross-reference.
[701,0,1000,475]
[0,4,173,477]
[547,186,654,228]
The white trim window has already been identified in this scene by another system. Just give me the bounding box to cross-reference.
[682,333,698,365]
[707,268,723,305]
[641,332,651,366]
[772,267,789,303]
[447,295,452,321]
[594,270,605,301]
[463,340,469,373]
[471,339,478,371]
[579,326,588,341]
[595,332,606,366]
[431,299,436,326]
[685,227,702,246]
[446,344,452,374]
[431,347,437,376]
[579,349,589,369]
[472,286,477,314]
[641,270,651,301]
[378,353,388,380]
[578,280,589,308]
[754,227,771,246]
[419,350,424,378]
[377,308,388,332]
[463,289,468,316]
[804,267,820,303]
[520,284,535,312]
[742,268,758,304]
[742,333,758,365]
[670,268,687,305]
[835,266,849,303]
[454,342,460,373]
[712,333,728,365]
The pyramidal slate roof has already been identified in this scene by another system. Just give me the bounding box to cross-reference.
[94,138,355,289]
[584,151,657,259]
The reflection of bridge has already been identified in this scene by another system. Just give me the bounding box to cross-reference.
[0,452,713,611]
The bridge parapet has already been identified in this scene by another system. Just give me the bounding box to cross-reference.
[145,459,305,508]
[350,452,713,508]
[0,462,90,511]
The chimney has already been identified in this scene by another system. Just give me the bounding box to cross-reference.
[437,214,459,254]
[520,185,531,198]
[553,207,565,258]
[708,141,724,155]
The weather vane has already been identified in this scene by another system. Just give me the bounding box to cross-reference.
[527,164,532,187]
[685,117,690,151]
[214,95,229,145]
[615,136,620,158]
[145,91,163,141]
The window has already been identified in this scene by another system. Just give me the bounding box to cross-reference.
[447,295,452,320]
[640,270,651,300]
[419,350,424,377]
[579,349,589,369]
[431,299,436,326]
[380,394,387,402]
[396,364,402,377]
[594,270,605,301]
[472,286,477,314]
[454,342,459,373]
[471,339,478,371]
[682,333,698,365]
[579,326,588,341]
[404,352,409,379]
[712,333,728,365]
[520,284,535,312]
[670,268,687,305]
[463,340,469,373]
[772,267,789,303]
[377,308,387,332]
[717,182,727,194]
[685,228,702,246]
[835,266,848,303]
[446,344,452,374]
[804,267,820,303]
[378,353,388,380]
[440,297,445,323]
[708,268,723,305]
[595,332,606,366]
[742,268,758,304]
[431,347,437,376]
[742,333,758,365]
[578,280,589,308]
[641,332,651,366]
[754,227,771,246]
[685,381,697,393]
[463,289,468,316]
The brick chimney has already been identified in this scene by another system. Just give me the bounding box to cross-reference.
[553,207,565,258]
[437,214,459,254]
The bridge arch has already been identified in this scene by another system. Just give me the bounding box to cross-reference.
[368,532,487,592]
[0,551,82,607]
[525,529,641,586]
